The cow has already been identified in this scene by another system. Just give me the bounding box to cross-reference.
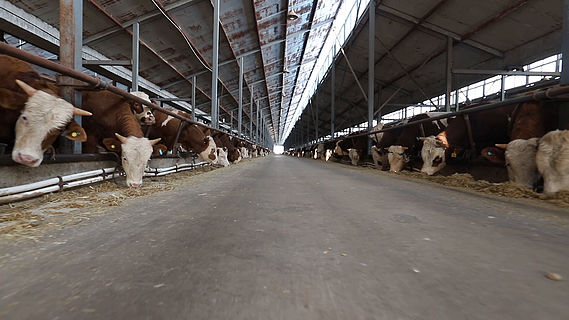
[388,113,449,172]
[81,90,165,188]
[481,101,558,189]
[214,132,241,163]
[420,104,515,175]
[371,121,408,171]
[128,91,156,125]
[0,55,91,167]
[536,130,569,195]
[149,110,217,164]
[333,131,369,166]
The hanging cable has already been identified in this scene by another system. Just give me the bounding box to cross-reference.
[151,0,212,72]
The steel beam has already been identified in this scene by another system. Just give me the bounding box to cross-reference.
[131,22,140,91]
[368,0,375,153]
[192,76,196,120]
[238,56,243,137]
[331,60,335,137]
[561,0,569,129]
[445,36,452,111]
[83,60,132,66]
[59,0,83,154]
[211,0,220,128]
[453,69,561,76]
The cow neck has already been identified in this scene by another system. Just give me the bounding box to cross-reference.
[116,111,143,138]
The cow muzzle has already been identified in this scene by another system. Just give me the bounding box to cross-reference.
[13,152,41,167]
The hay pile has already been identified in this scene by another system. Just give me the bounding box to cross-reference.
[393,171,569,207]
[0,165,218,236]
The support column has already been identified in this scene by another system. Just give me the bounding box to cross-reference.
[132,22,140,91]
[331,60,335,137]
[238,56,243,137]
[445,36,452,112]
[250,86,254,140]
[560,0,569,129]
[368,2,375,153]
[211,0,220,128]
[191,76,196,120]
[230,110,234,132]
[315,90,319,142]
[500,75,506,101]
[59,0,83,154]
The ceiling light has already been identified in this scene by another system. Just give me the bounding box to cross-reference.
[287,9,299,21]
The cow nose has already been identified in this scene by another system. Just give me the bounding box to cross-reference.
[15,153,39,167]
[128,182,141,188]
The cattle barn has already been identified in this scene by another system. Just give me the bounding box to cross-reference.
[1,0,569,318]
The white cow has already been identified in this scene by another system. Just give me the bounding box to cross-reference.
[536,130,569,195]
[496,138,541,189]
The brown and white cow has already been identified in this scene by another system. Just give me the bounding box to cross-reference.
[149,110,217,164]
[215,132,241,163]
[0,55,91,167]
[128,91,156,125]
[481,101,558,189]
[536,130,569,195]
[420,104,515,175]
[81,91,164,188]
[388,113,449,173]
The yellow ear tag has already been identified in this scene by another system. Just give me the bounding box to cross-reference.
[111,145,115,149]
[451,151,457,158]
[71,132,78,137]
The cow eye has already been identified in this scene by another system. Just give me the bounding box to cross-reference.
[21,115,27,122]
[122,157,128,162]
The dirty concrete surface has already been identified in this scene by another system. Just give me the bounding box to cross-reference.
[1,155,568,319]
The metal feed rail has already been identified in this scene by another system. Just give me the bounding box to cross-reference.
[0,43,257,146]
[297,85,569,148]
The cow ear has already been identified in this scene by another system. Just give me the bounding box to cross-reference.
[203,129,212,136]
[482,147,505,163]
[0,88,27,110]
[103,138,122,152]
[130,101,144,114]
[152,144,167,156]
[63,120,88,142]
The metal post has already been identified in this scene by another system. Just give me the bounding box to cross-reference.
[331,60,335,137]
[192,76,196,120]
[455,89,459,111]
[211,0,220,128]
[230,110,234,132]
[560,0,569,129]
[368,2,375,153]
[445,36,452,112]
[307,104,311,143]
[132,22,140,91]
[238,56,243,137]
[59,0,83,154]
[250,86,254,140]
[500,75,506,101]
[256,103,259,143]
[315,90,319,142]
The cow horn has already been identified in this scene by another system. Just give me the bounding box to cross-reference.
[495,144,508,150]
[114,133,128,144]
[15,80,37,96]
[149,138,161,146]
[73,107,92,116]
[418,137,426,142]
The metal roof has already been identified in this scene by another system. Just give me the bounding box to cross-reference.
[0,0,564,145]
[2,0,347,144]
[285,0,564,145]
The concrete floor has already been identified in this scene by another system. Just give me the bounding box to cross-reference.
[1,155,569,320]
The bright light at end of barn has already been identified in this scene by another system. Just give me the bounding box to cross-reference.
[274,145,284,154]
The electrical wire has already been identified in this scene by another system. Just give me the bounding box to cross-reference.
[151,0,212,73]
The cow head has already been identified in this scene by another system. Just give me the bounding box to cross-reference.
[129,92,156,125]
[216,147,230,167]
[182,126,217,164]
[103,133,161,188]
[387,146,409,173]
[10,80,91,167]
[368,123,384,143]
[370,146,382,169]
[334,140,348,156]
[348,148,361,166]
[325,149,333,162]
[536,130,569,195]
[240,147,249,159]
[496,138,541,189]
[420,136,448,176]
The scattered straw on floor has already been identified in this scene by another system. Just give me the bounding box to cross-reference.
[0,163,224,236]
[391,171,569,207]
